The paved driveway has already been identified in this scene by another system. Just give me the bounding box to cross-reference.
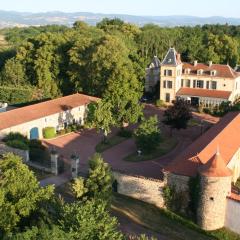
[43,105,218,180]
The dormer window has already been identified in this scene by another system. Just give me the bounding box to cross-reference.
[210,70,217,76]
[184,68,191,74]
[197,69,203,75]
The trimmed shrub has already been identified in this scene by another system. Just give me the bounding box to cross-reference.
[3,132,29,144]
[156,99,166,108]
[6,139,29,150]
[42,127,56,139]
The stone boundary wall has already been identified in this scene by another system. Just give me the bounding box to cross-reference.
[113,171,166,208]
[225,198,240,234]
[165,172,190,192]
[0,143,29,162]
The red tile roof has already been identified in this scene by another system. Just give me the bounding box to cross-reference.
[183,63,238,79]
[176,87,232,99]
[0,93,99,130]
[165,112,240,177]
[198,151,232,177]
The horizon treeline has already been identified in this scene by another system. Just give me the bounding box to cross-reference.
[0,19,240,103]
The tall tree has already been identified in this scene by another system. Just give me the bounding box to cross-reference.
[134,115,161,153]
[94,100,115,141]
[0,153,54,235]
[162,99,192,134]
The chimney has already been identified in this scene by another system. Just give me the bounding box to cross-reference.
[209,61,213,67]
[176,53,181,63]
[194,60,198,66]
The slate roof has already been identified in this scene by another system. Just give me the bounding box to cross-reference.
[149,56,161,68]
[0,93,99,130]
[161,48,181,66]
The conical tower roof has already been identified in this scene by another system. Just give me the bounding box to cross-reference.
[199,148,232,177]
[161,47,181,66]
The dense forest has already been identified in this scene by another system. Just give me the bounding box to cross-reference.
[1,19,240,104]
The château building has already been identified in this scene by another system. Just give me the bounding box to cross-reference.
[145,48,240,106]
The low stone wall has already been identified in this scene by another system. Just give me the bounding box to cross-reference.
[0,143,29,162]
[225,198,240,234]
[113,171,166,208]
[166,172,190,192]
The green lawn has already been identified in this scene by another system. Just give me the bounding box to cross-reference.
[124,136,178,162]
[95,135,129,153]
[188,118,201,127]
[112,193,240,240]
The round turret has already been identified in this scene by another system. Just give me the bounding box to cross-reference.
[197,149,232,230]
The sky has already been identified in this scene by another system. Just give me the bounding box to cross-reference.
[0,0,239,18]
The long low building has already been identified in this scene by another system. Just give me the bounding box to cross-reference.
[0,93,99,140]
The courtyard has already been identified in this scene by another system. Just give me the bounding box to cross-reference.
[43,104,218,179]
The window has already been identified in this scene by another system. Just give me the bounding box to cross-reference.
[206,81,210,89]
[165,93,170,103]
[210,70,217,76]
[184,68,191,74]
[193,80,196,88]
[211,81,217,90]
[167,81,172,89]
[197,69,203,75]
[181,79,184,87]
[163,80,166,88]
[163,80,172,89]
[186,79,191,87]
[164,69,172,76]
[196,80,204,88]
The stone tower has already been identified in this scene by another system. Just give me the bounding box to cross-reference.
[159,48,182,103]
[197,149,232,230]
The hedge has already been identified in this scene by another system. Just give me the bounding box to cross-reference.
[43,127,56,139]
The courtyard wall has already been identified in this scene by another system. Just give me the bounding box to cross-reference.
[225,198,240,234]
[0,143,29,161]
[113,171,166,208]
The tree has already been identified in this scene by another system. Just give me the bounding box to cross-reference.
[61,200,123,240]
[94,100,115,142]
[104,62,143,129]
[134,115,161,153]
[162,99,192,134]
[1,58,27,86]
[72,153,113,203]
[0,153,54,235]
[7,224,72,240]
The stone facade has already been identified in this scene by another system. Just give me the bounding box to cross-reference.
[0,105,86,140]
[197,175,232,230]
[113,172,166,208]
[0,143,29,162]
[165,172,190,192]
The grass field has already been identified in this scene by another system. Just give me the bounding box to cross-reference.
[112,194,240,240]
[124,136,178,162]
[95,135,129,153]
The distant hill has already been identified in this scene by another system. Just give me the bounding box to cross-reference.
[1,10,240,28]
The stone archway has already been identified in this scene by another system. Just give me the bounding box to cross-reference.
[30,127,39,140]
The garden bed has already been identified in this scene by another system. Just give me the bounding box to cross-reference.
[124,136,178,162]
[95,130,132,153]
